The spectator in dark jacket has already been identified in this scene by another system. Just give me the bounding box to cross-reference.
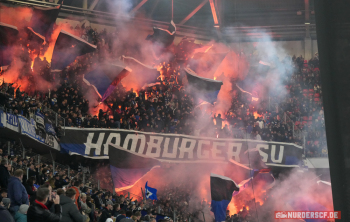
[27,186,61,222]
[0,198,14,222]
[60,188,87,222]
[92,190,104,209]
[8,169,29,214]
[115,209,126,222]
[0,159,10,189]
[99,200,114,222]
[25,177,37,204]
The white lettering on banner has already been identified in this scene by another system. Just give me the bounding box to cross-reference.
[197,140,210,159]
[179,138,196,159]
[104,133,121,155]
[212,142,226,160]
[227,143,242,162]
[122,134,146,153]
[6,113,18,126]
[35,115,44,126]
[271,145,284,163]
[19,117,36,138]
[256,144,269,162]
[146,136,163,157]
[84,133,105,155]
[162,137,178,158]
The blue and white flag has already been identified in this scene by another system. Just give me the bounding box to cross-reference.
[45,122,56,136]
[83,61,131,102]
[211,174,239,222]
[145,182,158,200]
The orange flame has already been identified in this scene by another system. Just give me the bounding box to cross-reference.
[214,76,217,80]
[30,61,34,71]
[253,111,263,119]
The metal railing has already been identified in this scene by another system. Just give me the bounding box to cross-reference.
[41,105,65,136]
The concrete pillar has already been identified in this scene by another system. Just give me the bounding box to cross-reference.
[304,37,312,60]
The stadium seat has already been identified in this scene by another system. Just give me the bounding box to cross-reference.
[314,93,320,98]
[314,98,320,102]
[309,116,312,121]
[302,121,308,125]
[303,89,308,93]
[295,121,300,126]
[314,140,319,146]
[303,116,308,121]
[309,89,314,93]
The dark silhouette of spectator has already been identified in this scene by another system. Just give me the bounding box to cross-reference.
[0,159,10,189]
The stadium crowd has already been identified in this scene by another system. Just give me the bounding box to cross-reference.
[0,23,326,156]
[0,139,217,222]
[0,18,328,222]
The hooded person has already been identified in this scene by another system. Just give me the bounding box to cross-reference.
[14,204,29,222]
[0,198,14,222]
[60,188,87,222]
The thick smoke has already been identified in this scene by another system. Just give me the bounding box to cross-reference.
[1,1,332,220]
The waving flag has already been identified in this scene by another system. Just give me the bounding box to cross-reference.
[175,37,213,63]
[146,20,176,48]
[185,67,223,104]
[26,27,46,45]
[30,4,62,40]
[211,174,239,222]
[146,20,176,59]
[0,22,19,67]
[109,144,160,192]
[83,60,131,102]
[122,56,159,88]
[232,169,275,197]
[51,30,97,71]
[145,182,158,200]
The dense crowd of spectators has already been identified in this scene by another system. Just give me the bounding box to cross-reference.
[0,45,326,157]
[0,139,212,222]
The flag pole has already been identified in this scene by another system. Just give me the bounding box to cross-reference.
[171,0,174,20]
[141,187,144,200]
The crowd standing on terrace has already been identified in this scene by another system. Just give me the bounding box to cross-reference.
[0,23,326,156]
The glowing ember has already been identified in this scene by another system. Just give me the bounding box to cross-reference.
[214,76,217,80]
